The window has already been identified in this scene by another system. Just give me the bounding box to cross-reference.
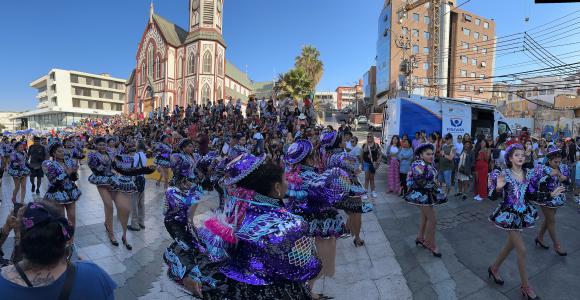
[412,29,419,37]
[479,74,485,80]
[423,47,429,54]
[472,45,478,52]
[462,42,469,49]
[73,99,81,108]
[424,31,430,40]
[202,51,212,73]
[464,14,472,22]
[147,45,154,79]
[155,57,160,79]
[177,57,183,77]
[539,90,547,95]
[474,32,479,40]
[187,85,195,104]
[470,72,476,78]
[423,78,429,85]
[412,45,419,53]
[483,35,488,41]
[463,28,470,36]
[201,84,211,103]
[217,83,222,100]
[413,13,419,22]
[203,0,215,25]
[475,18,481,26]
[99,91,113,99]
[96,102,103,110]
[70,74,78,83]
[217,54,224,76]
[460,84,466,91]
[461,56,468,64]
[402,27,408,36]
[482,48,487,55]
[177,88,182,105]
[481,61,487,67]
[469,85,475,91]
[423,62,429,70]
[471,58,477,66]
[478,87,484,93]
[188,52,196,75]
[484,21,489,29]
[141,63,146,84]
[424,16,430,24]
[460,69,467,77]
[547,89,554,95]
[383,29,389,37]
[508,94,513,101]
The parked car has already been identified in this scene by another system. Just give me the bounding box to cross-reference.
[357,115,368,124]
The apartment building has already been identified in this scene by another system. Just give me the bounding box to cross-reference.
[376,0,495,102]
[12,69,126,129]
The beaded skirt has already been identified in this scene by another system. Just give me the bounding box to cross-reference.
[88,174,115,186]
[489,202,538,230]
[404,187,448,207]
[8,167,30,178]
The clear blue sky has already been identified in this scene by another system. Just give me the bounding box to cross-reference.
[1,0,579,111]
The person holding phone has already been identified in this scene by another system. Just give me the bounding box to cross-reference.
[361,133,381,199]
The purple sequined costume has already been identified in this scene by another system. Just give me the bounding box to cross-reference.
[528,164,570,208]
[286,165,350,238]
[154,143,173,168]
[488,169,538,230]
[111,153,155,193]
[170,152,202,185]
[404,160,448,206]
[8,151,30,177]
[326,151,374,213]
[87,151,115,186]
[42,160,82,205]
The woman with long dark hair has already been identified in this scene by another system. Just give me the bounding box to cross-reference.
[488,144,547,300]
[530,146,569,256]
[8,141,30,204]
[42,142,81,234]
[404,144,447,257]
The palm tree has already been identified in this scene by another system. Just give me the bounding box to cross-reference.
[274,68,313,105]
[295,45,324,89]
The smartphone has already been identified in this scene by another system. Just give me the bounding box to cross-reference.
[13,203,23,216]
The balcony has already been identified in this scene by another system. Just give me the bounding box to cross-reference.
[36,91,47,99]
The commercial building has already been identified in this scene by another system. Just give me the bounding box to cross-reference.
[127,1,253,115]
[376,0,495,102]
[12,69,126,130]
[363,66,377,112]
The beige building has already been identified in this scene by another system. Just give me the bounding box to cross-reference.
[12,69,126,130]
[0,112,20,131]
[376,0,495,101]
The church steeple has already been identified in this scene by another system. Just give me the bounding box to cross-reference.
[149,1,154,24]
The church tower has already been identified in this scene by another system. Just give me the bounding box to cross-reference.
[189,0,223,33]
[186,0,226,105]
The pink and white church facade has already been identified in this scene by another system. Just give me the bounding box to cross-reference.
[127,0,253,115]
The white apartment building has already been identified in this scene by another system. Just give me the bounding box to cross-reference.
[0,112,20,131]
[315,92,338,109]
[12,69,126,130]
[506,76,579,105]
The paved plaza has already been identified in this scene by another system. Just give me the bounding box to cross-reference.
[0,160,578,299]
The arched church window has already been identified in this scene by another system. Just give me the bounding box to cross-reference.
[188,52,196,75]
[177,56,183,78]
[187,85,196,104]
[147,45,154,79]
[203,51,212,74]
[202,83,211,103]
[217,54,223,76]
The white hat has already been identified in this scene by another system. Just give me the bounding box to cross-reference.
[298,113,307,120]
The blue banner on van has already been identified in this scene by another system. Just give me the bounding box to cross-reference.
[399,99,442,137]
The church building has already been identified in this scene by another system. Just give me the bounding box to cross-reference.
[127,0,253,114]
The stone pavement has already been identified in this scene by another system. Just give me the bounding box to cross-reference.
[0,163,412,300]
[372,164,580,300]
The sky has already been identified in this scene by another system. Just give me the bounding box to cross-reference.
[1,0,580,111]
